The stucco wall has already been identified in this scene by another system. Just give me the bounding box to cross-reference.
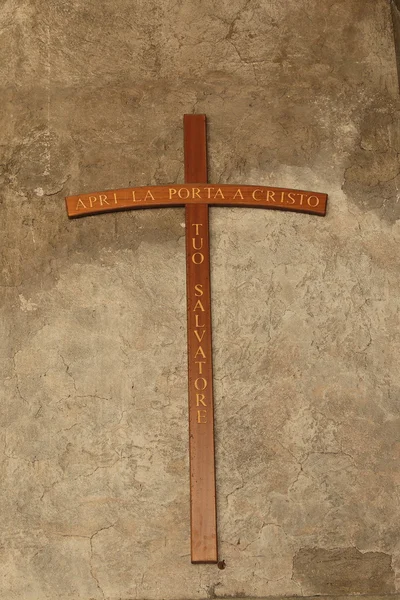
[1,1,399,598]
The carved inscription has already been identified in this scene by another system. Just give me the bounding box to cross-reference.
[66,185,327,218]
[191,223,208,425]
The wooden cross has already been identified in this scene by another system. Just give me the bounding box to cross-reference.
[65,114,327,564]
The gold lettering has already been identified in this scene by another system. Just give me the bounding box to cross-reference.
[233,188,244,200]
[279,191,285,203]
[266,190,276,203]
[298,194,305,205]
[214,188,225,199]
[192,238,204,250]
[192,252,204,264]
[192,223,202,236]
[99,194,110,206]
[204,187,214,199]
[178,187,190,200]
[195,362,206,375]
[307,195,320,207]
[252,189,263,201]
[195,314,205,328]
[197,409,207,424]
[113,193,118,204]
[196,393,207,406]
[89,196,97,207]
[75,199,87,210]
[169,188,177,199]
[132,190,136,202]
[144,190,155,201]
[287,192,296,204]
[194,378,207,391]
[193,299,205,312]
[194,284,203,296]
[192,187,201,199]
[194,346,206,359]
[194,330,206,343]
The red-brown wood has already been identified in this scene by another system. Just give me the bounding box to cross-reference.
[184,114,218,563]
[64,115,329,565]
[66,185,327,218]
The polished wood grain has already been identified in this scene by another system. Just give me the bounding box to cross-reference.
[64,114,329,565]
[66,184,327,218]
[184,114,218,564]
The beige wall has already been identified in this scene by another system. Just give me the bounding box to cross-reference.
[1,1,400,598]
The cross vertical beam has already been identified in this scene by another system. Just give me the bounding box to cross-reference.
[184,114,218,563]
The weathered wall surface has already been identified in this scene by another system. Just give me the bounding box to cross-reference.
[1,0,400,599]
[392,0,400,85]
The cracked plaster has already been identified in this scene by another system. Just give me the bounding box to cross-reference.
[1,0,400,598]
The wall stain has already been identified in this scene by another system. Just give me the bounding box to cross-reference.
[293,547,395,595]
[342,98,400,224]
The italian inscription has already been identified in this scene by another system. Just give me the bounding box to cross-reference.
[191,222,208,425]
[66,185,327,218]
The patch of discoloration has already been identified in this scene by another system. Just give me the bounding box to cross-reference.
[391,0,400,95]
[293,547,395,595]
[342,98,400,224]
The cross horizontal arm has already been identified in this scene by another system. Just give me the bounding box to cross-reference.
[66,184,327,218]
